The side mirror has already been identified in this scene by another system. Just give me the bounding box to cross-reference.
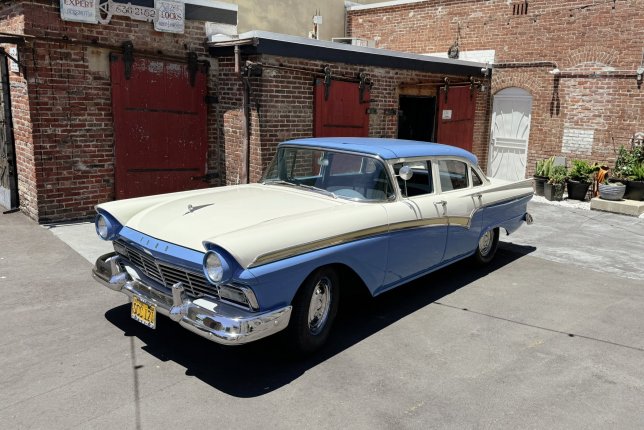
[399,165,413,181]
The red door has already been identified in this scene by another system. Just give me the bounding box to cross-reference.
[111,55,208,199]
[314,79,369,137]
[436,86,476,151]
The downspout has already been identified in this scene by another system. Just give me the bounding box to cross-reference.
[235,45,250,184]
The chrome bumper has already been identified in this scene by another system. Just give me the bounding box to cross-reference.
[92,252,292,345]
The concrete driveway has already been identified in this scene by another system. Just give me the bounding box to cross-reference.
[1,201,642,429]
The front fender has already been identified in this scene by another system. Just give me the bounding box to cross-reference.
[247,235,389,310]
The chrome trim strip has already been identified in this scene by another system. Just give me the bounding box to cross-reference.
[92,253,291,345]
[249,217,450,268]
[249,193,534,267]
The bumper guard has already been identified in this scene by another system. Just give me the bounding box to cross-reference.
[92,252,292,345]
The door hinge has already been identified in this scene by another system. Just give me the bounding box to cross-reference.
[187,52,198,87]
[323,65,332,100]
[358,72,373,104]
[121,40,134,80]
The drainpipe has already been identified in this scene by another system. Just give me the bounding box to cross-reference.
[235,45,250,184]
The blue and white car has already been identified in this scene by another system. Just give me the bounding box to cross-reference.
[92,138,533,352]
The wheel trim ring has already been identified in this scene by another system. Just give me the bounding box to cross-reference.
[308,277,332,335]
[479,230,493,257]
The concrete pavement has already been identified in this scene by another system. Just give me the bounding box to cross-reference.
[0,201,643,429]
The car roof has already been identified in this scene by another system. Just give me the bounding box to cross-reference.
[280,137,478,164]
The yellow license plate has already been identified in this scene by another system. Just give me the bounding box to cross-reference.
[131,296,156,329]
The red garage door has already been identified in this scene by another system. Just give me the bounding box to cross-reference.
[436,86,476,152]
[314,79,369,137]
[111,55,208,199]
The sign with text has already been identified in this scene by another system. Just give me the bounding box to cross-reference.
[154,0,185,34]
[60,0,98,24]
[112,1,156,22]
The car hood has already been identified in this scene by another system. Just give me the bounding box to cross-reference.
[99,184,388,268]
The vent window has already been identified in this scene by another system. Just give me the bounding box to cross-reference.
[512,1,529,16]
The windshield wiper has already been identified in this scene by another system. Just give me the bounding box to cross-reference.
[262,179,298,187]
[263,179,336,198]
[295,183,337,198]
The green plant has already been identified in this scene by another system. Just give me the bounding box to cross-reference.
[614,145,644,178]
[630,163,644,181]
[547,165,567,184]
[536,156,555,177]
[567,159,599,182]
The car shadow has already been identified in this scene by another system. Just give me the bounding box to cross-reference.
[104,242,535,398]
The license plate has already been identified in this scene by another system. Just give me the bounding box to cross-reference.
[131,296,156,329]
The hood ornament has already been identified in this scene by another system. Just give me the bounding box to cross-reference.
[185,203,214,215]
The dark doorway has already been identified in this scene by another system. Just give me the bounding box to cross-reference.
[0,50,19,211]
[397,96,436,142]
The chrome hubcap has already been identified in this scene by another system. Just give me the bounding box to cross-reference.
[308,277,332,335]
[479,230,493,256]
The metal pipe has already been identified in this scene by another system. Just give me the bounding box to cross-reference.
[493,61,559,69]
[235,45,250,184]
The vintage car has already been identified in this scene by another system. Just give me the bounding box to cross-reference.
[92,138,533,352]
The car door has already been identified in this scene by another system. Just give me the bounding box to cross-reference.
[381,159,448,291]
[434,158,483,262]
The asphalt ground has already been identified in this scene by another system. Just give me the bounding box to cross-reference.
[0,201,643,429]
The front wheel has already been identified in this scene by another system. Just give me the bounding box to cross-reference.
[472,227,499,265]
[288,267,339,353]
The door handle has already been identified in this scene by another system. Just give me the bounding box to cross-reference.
[434,200,447,216]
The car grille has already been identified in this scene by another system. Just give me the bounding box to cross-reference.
[114,240,217,298]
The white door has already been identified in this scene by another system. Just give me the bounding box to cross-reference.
[488,87,532,181]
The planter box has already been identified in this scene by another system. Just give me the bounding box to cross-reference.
[567,180,591,201]
[533,176,547,196]
[544,182,564,201]
[623,180,644,201]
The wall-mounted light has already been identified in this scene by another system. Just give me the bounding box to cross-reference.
[637,66,644,83]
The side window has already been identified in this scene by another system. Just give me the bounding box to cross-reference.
[438,159,469,192]
[471,167,483,187]
[393,160,433,197]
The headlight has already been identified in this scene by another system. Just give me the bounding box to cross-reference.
[95,213,117,240]
[203,251,231,285]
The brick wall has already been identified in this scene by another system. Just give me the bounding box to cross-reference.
[213,52,488,183]
[348,0,644,174]
[1,0,216,222]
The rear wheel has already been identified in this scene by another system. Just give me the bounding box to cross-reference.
[288,267,339,353]
[472,227,499,265]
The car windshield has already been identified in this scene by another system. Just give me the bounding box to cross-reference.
[262,146,394,201]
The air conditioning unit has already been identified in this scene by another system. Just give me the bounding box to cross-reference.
[332,37,376,48]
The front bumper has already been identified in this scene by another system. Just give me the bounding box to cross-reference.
[92,252,292,345]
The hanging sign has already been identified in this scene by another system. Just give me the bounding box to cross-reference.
[9,47,19,73]
[60,0,99,24]
[154,0,185,34]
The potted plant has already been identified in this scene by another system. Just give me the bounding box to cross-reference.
[625,162,644,201]
[533,156,554,196]
[566,159,598,201]
[614,144,644,200]
[544,165,566,201]
[598,180,626,201]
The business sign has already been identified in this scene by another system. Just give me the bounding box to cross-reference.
[60,0,99,24]
[154,0,184,33]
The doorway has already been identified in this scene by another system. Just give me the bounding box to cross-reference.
[397,95,435,142]
[0,50,18,211]
[488,87,532,181]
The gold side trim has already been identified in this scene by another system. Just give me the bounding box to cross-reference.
[248,216,450,268]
